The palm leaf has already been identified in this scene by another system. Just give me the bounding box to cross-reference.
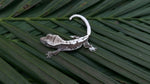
[0,0,150,84]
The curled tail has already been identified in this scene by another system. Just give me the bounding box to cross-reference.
[69,14,91,36]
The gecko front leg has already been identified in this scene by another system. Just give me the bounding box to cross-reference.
[46,49,62,58]
[83,41,96,52]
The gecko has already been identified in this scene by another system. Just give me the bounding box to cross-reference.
[40,14,96,58]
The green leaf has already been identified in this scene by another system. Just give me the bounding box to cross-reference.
[0,0,13,10]
[0,0,150,84]
[0,57,30,84]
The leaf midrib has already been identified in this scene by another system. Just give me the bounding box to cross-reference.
[0,17,147,21]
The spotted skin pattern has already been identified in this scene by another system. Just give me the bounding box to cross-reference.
[40,14,96,58]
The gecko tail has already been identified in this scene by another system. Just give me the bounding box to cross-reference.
[69,14,91,36]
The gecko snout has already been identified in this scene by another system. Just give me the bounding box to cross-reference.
[40,37,47,44]
[40,37,44,41]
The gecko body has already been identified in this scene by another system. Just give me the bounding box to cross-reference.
[40,14,96,58]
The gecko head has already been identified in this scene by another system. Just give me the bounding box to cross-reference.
[40,34,61,47]
[40,34,52,45]
[40,36,48,45]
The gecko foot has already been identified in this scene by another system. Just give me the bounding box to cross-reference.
[46,49,61,58]
[46,51,53,58]
[83,41,97,52]
[89,46,97,52]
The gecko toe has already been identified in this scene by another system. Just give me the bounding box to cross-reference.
[46,56,52,58]
[46,52,53,58]
[89,47,97,52]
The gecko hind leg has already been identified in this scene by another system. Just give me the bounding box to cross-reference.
[46,49,62,58]
[83,41,96,52]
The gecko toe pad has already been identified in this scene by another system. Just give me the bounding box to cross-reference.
[89,47,97,52]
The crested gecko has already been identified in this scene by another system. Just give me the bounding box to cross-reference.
[40,14,96,58]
